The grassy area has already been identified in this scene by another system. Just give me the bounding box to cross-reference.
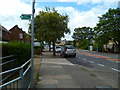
[80,67,88,71]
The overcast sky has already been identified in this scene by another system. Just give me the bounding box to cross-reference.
[0,0,119,40]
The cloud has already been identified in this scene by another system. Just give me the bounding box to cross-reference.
[56,6,101,40]
[21,0,119,3]
[0,0,118,40]
[58,0,119,3]
[56,1,118,40]
[0,0,38,33]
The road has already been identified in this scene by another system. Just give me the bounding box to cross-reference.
[65,49,120,88]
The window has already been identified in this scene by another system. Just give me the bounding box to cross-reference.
[19,33,23,39]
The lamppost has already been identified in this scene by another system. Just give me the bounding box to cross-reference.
[31,0,35,88]
[118,1,120,8]
[20,0,35,88]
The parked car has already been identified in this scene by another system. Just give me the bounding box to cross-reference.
[60,45,76,57]
[55,45,61,53]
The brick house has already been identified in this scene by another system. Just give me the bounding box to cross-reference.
[0,24,11,43]
[9,25,30,43]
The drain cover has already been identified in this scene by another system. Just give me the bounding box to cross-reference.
[96,86,113,90]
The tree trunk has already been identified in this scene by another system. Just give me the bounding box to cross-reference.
[52,41,56,56]
[40,48,43,55]
[73,40,76,47]
[48,42,51,52]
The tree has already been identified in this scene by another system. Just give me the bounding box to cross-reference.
[72,27,94,49]
[29,7,70,55]
[94,8,120,51]
[72,27,94,41]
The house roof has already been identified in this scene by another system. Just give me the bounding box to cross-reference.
[0,24,11,33]
[9,25,26,33]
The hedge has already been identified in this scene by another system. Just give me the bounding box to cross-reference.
[2,41,31,66]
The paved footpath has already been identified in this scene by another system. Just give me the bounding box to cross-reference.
[35,52,81,88]
[35,52,118,89]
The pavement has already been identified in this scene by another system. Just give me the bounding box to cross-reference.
[34,51,119,89]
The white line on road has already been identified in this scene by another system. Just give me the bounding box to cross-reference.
[83,58,87,61]
[89,61,94,63]
[111,68,120,72]
[98,64,104,67]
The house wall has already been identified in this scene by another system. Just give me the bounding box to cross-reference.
[9,25,26,42]
[2,30,11,41]
[0,25,11,42]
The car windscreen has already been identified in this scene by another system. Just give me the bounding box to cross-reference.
[56,46,61,48]
[66,46,75,49]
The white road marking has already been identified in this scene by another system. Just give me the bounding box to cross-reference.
[98,64,104,67]
[111,68,120,72]
[89,61,94,63]
[83,58,87,61]
[78,57,81,59]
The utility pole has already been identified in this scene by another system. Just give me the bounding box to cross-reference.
[31,0,35,88]
[118,1,120,8]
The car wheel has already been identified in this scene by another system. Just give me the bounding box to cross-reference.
[62,54,66,58]
[73,54,76,57]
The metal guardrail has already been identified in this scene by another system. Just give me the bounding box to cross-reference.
[0,55,15,60]
[0,55,32,89]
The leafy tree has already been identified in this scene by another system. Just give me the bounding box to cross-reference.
[72,27,94,49]
[72,27,94,41]
[94,8,120,50]
[29,7,70,55]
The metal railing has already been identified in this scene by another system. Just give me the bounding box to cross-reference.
[0,55,32,89]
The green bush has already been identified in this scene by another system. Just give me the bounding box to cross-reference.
[34,42,44,55]
[2,41,31,66]
[77,39,90,50]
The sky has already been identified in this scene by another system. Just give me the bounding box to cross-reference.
[0,0,119,40]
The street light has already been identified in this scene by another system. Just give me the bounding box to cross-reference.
[31,0,35,88]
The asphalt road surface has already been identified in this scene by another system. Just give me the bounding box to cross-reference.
[65,49,120,88]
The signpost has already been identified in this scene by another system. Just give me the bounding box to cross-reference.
[20,0,35,88]
[20,14,31,20]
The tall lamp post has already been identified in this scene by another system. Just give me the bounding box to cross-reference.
[20,0,35,88]
[31,0,35,88]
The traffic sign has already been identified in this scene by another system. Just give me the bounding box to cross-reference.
[20,14,31,20]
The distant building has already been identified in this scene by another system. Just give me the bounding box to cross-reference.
[0,24,11,43]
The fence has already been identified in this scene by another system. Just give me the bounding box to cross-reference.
[0,55,32,89]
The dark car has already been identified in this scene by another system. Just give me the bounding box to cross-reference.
[60,45,76,57]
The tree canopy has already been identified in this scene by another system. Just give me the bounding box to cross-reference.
[94,8,120,46]
[72,26,94,41]
[29,7,70,55]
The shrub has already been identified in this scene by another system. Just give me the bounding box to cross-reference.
[77,39,90,50]
[2,41,31,66]
[34,42,44,55]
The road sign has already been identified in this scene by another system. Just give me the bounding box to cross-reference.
[20,14,31,20]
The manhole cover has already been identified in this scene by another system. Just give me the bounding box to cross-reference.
[96,86,114,90]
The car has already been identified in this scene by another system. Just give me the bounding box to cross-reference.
[60,45,76,57]
[55,45,61,53]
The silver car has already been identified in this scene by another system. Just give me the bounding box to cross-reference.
[55,45,61,53]
[60,45,76,57]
